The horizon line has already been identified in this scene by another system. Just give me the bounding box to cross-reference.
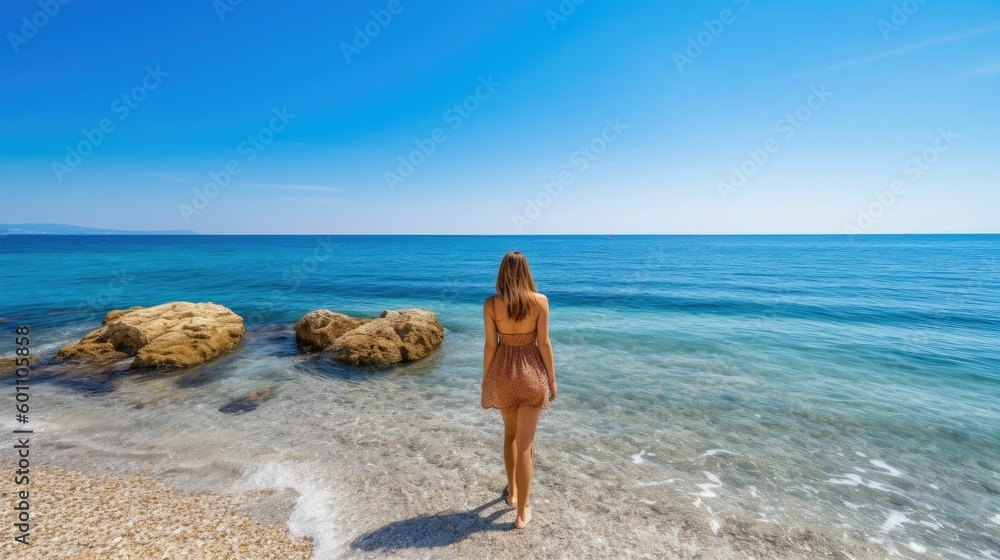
[3,232,998,237]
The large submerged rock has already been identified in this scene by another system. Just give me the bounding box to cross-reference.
[0,355,34,377]
[295,308,443,366]
[56,302,245,369]
[293,310,368,351]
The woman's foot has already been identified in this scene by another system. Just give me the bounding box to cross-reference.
[504,486,517,508]
[513,507,532,530]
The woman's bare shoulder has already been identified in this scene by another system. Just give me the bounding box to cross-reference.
[534,292,548,306]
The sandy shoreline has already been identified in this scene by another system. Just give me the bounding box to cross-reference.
[0,464,313,560]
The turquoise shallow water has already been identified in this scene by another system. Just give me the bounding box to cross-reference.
[1,234,998,558]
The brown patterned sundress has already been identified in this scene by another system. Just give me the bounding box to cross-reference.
[481,300,550,410]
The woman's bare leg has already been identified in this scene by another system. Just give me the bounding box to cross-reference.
[499,407,518,507]
[514,406,541,529]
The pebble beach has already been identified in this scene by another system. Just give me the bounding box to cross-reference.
[0,465,313,559]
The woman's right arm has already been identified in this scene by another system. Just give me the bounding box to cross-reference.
[535,294,556,401]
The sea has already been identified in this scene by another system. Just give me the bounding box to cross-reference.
[1,234,998,559]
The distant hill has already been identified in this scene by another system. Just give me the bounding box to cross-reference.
[0,223,198,235]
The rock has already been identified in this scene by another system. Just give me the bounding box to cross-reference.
[328,319,406,366]
[296,307,444,367]
[219,384,277,414]
[293,310,366,351]
[0,355,35,377]
[378,309,444,361]
[56,302,245,369]
[103,306,145,325]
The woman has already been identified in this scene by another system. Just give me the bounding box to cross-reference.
[481,250,556,530]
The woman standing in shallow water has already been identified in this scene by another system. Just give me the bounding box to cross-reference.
[481,251,556,530]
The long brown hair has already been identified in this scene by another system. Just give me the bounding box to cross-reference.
[495,250,538,322]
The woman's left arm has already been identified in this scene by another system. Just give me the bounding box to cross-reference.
[483,297,498,382]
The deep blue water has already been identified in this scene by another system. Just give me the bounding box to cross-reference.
[1,234,998,557]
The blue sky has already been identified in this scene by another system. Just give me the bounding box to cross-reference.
[1,0,998,234]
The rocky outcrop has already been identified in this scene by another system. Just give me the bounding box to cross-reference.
[0,355,34,377]
[219,384,277,414]
[56,302,245,369]
[295,308,443,366]
[293,310,368,351]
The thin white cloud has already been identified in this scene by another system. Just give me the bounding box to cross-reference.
[142,172,195,182]
[243,182,338,191]
[813,21,1000,74]
[274,196,345,203]
[961,61,1000,77]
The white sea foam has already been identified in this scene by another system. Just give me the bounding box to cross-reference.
[855,451,866,457]
[636,479,676,487]
[869,459,903,476]
[240,461,342,560]
[879,511,910,533]
[827,473,896,493]
[631,450,646,464]
[828,474,864,486]
[701,449,733,457]
[991,514,1000,525]
[694,472,722,498]
[908,541,927,553]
